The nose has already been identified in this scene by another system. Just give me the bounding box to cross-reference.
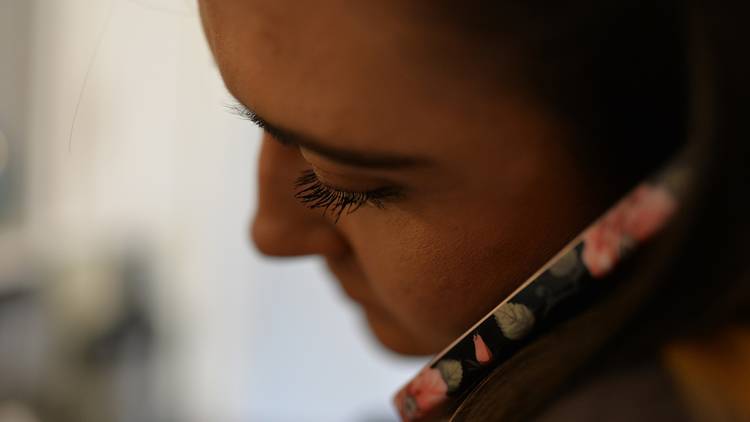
[250,134,350,258]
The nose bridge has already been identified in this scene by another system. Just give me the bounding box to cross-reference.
[251,135,348,258]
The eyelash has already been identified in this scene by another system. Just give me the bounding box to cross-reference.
[294,170,399,222]
[228,101,257,123]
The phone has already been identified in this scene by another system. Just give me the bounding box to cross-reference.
[393,157,685,421]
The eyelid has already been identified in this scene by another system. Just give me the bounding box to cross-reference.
[308,161,393,191]
[301,169,402,201]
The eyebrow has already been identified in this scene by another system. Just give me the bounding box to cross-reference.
[230,102,430,170]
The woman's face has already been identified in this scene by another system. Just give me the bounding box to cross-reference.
[199,0,608,354]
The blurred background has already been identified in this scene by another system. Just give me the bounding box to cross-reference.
[0,0,425,421]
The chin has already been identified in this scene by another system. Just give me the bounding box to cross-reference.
[363,310,438,356]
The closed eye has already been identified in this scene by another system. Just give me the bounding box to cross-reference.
[294,170,402,222]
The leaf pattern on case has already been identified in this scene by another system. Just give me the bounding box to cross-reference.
[436,359,463,392]
[494,302,535,340]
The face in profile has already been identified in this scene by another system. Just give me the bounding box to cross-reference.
[198,0,608,355]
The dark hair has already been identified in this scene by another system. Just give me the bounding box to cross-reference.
[435,1,689,197]
[437,1,750,420]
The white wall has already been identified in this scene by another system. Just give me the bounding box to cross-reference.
[0,0,425,421]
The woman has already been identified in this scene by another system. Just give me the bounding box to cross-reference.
[198,1,749,420]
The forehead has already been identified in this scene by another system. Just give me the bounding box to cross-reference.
[200,0,442,78]
[199,0,520,153]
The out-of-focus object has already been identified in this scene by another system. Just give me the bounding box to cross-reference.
[0,113,21,225]
[0,245,157,422]
[0,400,41,422]
[0,129,8,176]
[0,0,28,227]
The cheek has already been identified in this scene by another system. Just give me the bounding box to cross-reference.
[342,210,528,349]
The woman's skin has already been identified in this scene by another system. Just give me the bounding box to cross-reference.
[198,0,613,355]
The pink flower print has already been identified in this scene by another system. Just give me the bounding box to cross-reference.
[394,367,448,421]
[582,183,677,278]
[621,184,677,242]
[473,334,493,364]
[581,209,627,278]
